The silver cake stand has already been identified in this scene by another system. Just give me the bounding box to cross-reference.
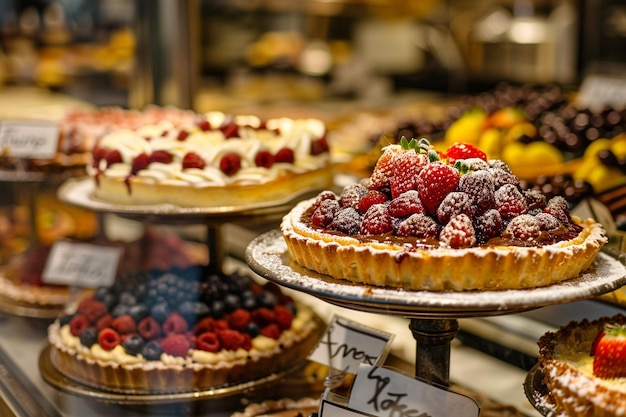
[245,229,626,387]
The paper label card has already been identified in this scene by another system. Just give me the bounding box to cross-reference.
[43,242,121,288]
[320,398,377,417]
[349,365,480,417]
[309,315,394,376]
[0,121,59,159]
[577,74,626,111]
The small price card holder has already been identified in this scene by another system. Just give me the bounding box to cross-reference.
[308,315,395,387]
[0,120,60,159]
[576,73,626,111]
[42,241,121,288]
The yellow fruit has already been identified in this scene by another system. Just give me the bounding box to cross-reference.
[585,165,625,193]
[501,142,527,167]
[583,138,612,159]
[444,108,487,146]
[610,134,626,159]
[525,142,563,166]
[502,122,537,144]
[477,128,503,159]
[488,107,527,129]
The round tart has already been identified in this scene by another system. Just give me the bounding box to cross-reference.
[89,111,333,207]
[281,139,607,291]
[47,269,322,393]
[537,314,626,416]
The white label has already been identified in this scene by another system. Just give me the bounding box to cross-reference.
[0,121,59,159]
[320,399,377,417]
[349,365,480,417]
[577,74,626,111]
[43,242,121,288]
[309,315,394,375]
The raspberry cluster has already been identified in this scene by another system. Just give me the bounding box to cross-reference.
[60,268,296,359]
[310,139,581,248]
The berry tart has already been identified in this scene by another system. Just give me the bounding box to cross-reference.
[88,111,333,208]
[47,269,322,393]
[537,314,626,416]
[281,138,607,291]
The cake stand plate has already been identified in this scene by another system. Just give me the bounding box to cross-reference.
[524,364,565,417]
[245,230,626,318]
[39,346,311,408]
[57,177,323,225]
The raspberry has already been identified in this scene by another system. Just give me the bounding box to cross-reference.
[221,122,239,138]
[177,130,190,141]
[523,189,547,210]
[197,119,211,131]
[328,207,362,235]
[417,162,460,215]
[274,305,294,330]
[77,299,108,323]
[388,190,424,218]
[311,199,339,227]
[241,333,252,350]
[396,213,439,238]
[218,329,247,351]
[312,190,337,209]
[251,307,275,327]
[193,317,217,335]
[111,314,137,335]
[436,191,473,225]
[495,184,528,218]
[69,315,90,337]
[274,147,295,163]
[161,333,190,357]
[96,314,113,331]
[261,323,281,340]
[163,311,189,335]
[182,152,206,170]
[489,167,520,188]
[504,214,541,241]
[149,150,173,164]
[357,190,388,214]
[131,153,150,175]
[388,150,427,198]
[255,150,274,168]
[439,213,476,248]
[138,316,162,340]
[228,308,251,331]
[339,184,367,210]
[219,152,241,175]
[98,328,121,350]
[473,208,503,245]
[196,332,220,352]
[535,212,561,231]
[458,170,496,214]
[360,204,393,235]
[310,137,329,155]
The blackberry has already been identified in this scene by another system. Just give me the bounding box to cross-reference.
[111,304,130,318]
[223,294,240,312]
[128,304,149,323]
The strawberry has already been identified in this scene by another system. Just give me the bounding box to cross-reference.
[182,152,206,170]
[177,130,190,141]
[417,162,460,215]
[221,122,239,138]
[219,152,241,175]
[592,324,626,378]
[105,149,123,167]
[310,137,330,155]
[369,144,402,190]
[148,150,173,164]
[197,119,212,131]
[445,142,487,164]
[389,150,428,199]
[131,153,150,175]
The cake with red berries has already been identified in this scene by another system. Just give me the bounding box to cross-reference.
[537,314,626,416]
[281,138,607,290]
[88,111,333,208]
[47,269,322,393]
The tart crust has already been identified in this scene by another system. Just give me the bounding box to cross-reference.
[93,167,334,208]
[281,198,607,291]
[47,303,322,393]
[537,314,626,417]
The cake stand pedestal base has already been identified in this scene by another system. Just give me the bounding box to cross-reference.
[409,318,459,387]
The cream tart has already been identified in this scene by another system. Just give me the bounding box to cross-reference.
[537,314,626,416]
[281,139,607,291]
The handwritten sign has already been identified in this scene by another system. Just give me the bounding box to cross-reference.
[577,74,626,111]
[0,121,59,159]
[309,315,394,376]
[43,241,121,288]
[348,365,480,417]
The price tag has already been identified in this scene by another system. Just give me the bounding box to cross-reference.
[0,120,60,159]
[43,241,121,288]
[577,74,626,111]
[348,365,480,417]
[309,315,394,376]
[320,398,376,417]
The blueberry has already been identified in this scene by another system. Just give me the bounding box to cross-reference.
[128,304,149,322]
[245,322,260,338]
[142,340,163,361]
[242,295,257,311]
[79,327,98,348]
[257,292,277,309]
[59,313,76,327]
[151,302,171,323]
[224,294,240,312]
[122,334,145,356]
[111,304,130,318]
[119,291,137,306]
[211,300,225,318]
